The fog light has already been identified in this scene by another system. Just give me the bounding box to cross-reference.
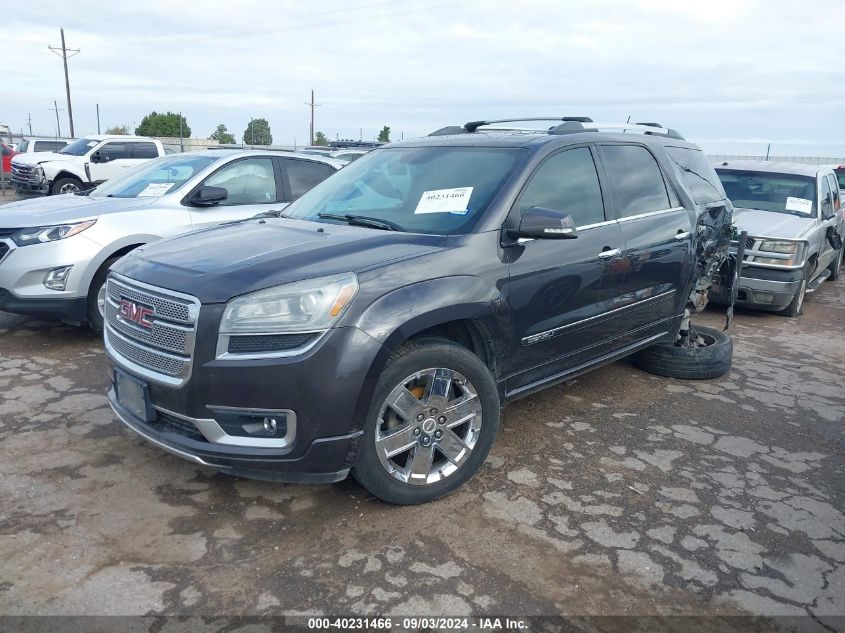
[43,265,73,291]
[753,291,775,304]
[210,408,291,439]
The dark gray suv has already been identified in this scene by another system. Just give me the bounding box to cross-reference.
[103,117,734,504]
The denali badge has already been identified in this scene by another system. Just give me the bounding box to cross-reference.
[118,299,154,329]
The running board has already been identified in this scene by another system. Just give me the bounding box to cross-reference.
[806,269,831,293]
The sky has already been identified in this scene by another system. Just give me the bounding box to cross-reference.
[4,0,845,156]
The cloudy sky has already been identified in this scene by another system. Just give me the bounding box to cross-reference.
[5,0,845,155]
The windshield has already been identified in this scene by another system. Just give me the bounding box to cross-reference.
[284,146,524,234]
[57,137,99,156]
[91,154,218,198]
[716,169,817,217]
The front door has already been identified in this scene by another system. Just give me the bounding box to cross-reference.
[87,141,136,182]
[597,143,692,329]
[505,145,628,392]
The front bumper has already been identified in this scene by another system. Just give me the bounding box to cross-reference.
[0,234,102,321]
[711,266,803,311]
[105,320,388,483]
[10,166,49,194]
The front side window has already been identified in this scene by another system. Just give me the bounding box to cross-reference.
[827,174,840,209]
[284,159,336,199]
[716,169,817,217]
[821,176,832,217]
[91,154,217,198]
[516,147,605,227]
[601,144,671,218]
[100,143,129,160]
[204,157,278,205]
[57,137,99,156]
[284,146,525,235]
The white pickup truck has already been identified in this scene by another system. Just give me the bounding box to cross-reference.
[11,135,166,195]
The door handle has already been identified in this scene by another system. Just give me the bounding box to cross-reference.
[674,231,691,240]
[598,248,621,259]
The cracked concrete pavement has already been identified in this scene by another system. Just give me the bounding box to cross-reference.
[0,280,842,630]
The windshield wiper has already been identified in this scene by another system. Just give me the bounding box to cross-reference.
[317,212,401,231]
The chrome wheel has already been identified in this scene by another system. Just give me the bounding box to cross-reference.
[60,182,80,194]
[375,367,482,486]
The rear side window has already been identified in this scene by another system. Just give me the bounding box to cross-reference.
[284,159,336,199]
[601,144,671,218]
[17,140,29,152]
[665,146,726,204]
[517,147,605,227]
[33,140,67,152]
[129,142,159,159]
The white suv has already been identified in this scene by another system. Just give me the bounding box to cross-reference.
[11,135,165,195]
[0,149,342,331]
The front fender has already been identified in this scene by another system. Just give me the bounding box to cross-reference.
[353,275,510,355]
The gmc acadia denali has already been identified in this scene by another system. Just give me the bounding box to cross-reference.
[104,117,734,505]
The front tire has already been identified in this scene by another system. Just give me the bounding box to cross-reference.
[50,176,83,196]
[87,257,120,334]
[352,339,500,505]
[633,325,733,380]
[827,247,842,281]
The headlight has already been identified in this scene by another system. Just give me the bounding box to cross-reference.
[759,240,798,254]
[12,220,97,246]
[752,240,803,266]
[219,273,359,335]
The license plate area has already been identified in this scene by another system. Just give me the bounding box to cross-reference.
[114,369,154,422]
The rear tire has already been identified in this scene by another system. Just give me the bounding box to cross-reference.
[632,325,733,380]
[50,176,83,196]
[87,257,120,334]
[352,338,500,505]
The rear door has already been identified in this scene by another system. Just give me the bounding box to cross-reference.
[597,143,692,329]
[187,156,284,228]
[505,145,628,391]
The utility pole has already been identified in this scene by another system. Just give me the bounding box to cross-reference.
[179,112,184,153]
[305,89,322,146]
[48,28,80,138]
[50,100,64,138]
[27,114,33,136]
[96,104,100,134]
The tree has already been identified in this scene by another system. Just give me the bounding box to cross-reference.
[243,118,272,146]
[135,111,191,138]
[313,131,329,146]
[105,124,130,135]
[210,124,235,144]
[377,125,391,142]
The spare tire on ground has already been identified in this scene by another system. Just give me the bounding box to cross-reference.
[632,325,732,380]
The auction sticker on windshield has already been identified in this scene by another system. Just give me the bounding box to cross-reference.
[414,187,473,215]
[138,182,174,197]
[785,196,813,214]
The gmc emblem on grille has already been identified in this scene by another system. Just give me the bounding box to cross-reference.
[118,299,155,329]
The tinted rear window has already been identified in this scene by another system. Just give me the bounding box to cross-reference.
[665,147,726,204]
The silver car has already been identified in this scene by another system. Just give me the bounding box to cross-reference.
[0,150,342,331]
[710,160,843,316]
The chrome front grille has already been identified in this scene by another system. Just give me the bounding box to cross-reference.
[10,163,37,182]
[104,274,200,386]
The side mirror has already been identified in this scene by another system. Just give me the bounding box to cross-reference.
[90,150,108,164]
[189,185,228,206]
[509,207,579,240]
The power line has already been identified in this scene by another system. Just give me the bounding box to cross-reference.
[48,28,80,138]
[306,89,322,146]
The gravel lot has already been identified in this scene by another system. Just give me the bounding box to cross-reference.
[0,277,842,628]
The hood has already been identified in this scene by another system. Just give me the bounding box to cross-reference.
[0,194,158,228]
[114,218,446,303]
[733,207,816,240]
[12,151,77,166]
